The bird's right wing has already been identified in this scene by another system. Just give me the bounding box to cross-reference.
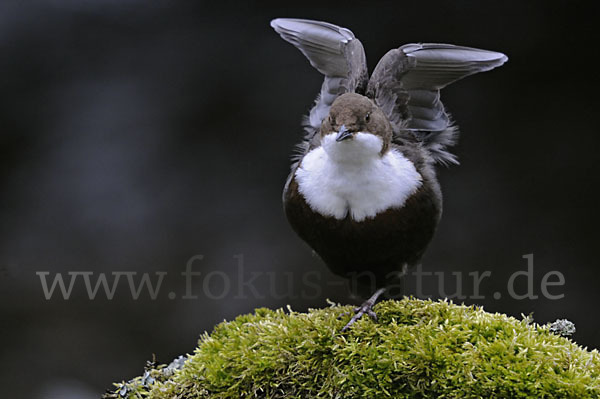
[367,44,507,165]
[270,18,368,134]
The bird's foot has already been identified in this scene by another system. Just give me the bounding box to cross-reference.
[341,288,386,332]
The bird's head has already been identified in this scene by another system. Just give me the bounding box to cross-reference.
[320,93,393,163]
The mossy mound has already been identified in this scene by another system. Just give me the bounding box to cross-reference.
[106,298,600,398]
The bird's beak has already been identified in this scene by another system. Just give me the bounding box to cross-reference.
[335,125,353,142]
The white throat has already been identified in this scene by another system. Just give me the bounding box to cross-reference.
[295,133,423,222]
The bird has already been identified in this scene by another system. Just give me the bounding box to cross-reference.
[271,18,507,330]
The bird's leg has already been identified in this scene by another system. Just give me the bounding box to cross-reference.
[341,287,386,332]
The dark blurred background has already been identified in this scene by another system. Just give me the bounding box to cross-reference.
[1,1,598,397]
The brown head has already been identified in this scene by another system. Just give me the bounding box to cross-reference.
[320,93,393,155]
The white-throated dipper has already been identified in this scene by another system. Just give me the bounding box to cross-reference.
[271,18,507,330]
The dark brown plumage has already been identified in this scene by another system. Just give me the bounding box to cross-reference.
[284,174,440,288]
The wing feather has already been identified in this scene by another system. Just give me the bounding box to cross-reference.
[271,18,368,133]
[367,43,507,164]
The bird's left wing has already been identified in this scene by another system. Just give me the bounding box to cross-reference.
[270,18,368,133]
[367,43,507,165]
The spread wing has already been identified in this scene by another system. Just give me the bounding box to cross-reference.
[270,18,368,134]
[367,43,508,165]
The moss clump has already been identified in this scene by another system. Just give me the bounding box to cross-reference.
[106,298,600,398]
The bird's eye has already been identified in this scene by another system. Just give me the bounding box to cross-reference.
[365,112,371,122]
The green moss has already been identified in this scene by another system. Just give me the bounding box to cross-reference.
[106,298,600,398]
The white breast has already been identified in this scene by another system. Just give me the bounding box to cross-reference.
[295,132,423,222]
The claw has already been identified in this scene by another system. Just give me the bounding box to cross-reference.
[341,288,386,332]
[367,309,377,321]
[337,306,362,320]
